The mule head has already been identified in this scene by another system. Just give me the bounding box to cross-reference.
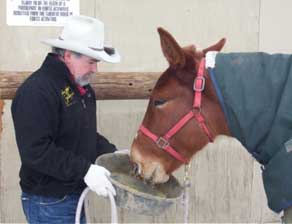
[130,27,227,184]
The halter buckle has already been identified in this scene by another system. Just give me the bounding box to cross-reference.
[156,137,169,149]
[193,76,205,92]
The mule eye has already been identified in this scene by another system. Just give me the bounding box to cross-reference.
[154,99,167,107]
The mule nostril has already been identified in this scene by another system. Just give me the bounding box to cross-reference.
[131,163,139,176]
[131,163,138,176]
[130,162,143,178]
[134,163,138,174]
[137,163,142,175]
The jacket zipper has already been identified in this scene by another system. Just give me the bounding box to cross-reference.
[81,98,87,109]
[81,97,89,128]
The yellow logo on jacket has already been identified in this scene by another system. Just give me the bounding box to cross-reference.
[61,86,74,106]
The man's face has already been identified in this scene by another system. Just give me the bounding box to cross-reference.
[64,51,99,86]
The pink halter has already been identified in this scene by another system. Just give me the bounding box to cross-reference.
[139,59,214,163]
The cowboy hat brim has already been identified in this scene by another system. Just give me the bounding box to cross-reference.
[41,38,121,63]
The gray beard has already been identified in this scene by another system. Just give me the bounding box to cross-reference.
[75,72,93,87]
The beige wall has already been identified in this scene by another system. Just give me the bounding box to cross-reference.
[259,0,292,53]
[1,0,292,223]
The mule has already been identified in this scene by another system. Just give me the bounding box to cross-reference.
[130,27,292,214]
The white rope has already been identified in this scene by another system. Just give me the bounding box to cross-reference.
[183,186,190,224]
[75,187,118,224]
[108,190,118,224]
[75,187,90,224]
[182,163,191,224]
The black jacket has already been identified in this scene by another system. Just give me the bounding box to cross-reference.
[11,53,116,198]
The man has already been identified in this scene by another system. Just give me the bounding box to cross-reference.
[11,15,121,223]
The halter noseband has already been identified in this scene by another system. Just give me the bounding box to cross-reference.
[139,58,214,163]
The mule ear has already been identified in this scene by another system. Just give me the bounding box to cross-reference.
[158,27,185,67]
[202,38,226,55]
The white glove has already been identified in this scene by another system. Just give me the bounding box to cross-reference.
[84,164,116,197]
[114,149,130,154]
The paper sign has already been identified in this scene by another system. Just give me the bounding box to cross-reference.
[7,0,79,26]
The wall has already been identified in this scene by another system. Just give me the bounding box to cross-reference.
[1,0,291,222]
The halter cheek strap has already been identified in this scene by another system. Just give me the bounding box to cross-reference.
[139,58,214,164]
[193,58,214,142]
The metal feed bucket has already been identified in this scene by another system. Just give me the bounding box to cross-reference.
[96,153,183,216]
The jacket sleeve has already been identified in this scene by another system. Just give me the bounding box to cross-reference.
[96,132,117,156]
[11,83,91,181]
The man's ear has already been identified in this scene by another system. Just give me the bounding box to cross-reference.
[62,50,76,75]
[157,27,185,68]
[63,50,72,61]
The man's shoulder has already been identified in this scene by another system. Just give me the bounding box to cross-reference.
[15,69,61,103]
[23,54,69,88]
[18,69,50,92]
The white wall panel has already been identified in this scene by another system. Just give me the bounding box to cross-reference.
[0,0,287,222]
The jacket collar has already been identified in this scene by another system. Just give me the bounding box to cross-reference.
[41,53,87,96]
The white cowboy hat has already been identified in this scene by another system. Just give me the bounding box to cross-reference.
[41,15,120,63]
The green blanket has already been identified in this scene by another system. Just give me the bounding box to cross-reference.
[213,52,292,212]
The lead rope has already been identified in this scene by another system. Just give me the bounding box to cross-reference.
[77,166,190,224]
[182,163,191,224]
[75,187,118,224]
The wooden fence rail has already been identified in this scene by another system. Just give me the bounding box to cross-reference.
[0,71,160,100]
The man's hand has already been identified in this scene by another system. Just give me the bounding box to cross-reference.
[84,164,116,197]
